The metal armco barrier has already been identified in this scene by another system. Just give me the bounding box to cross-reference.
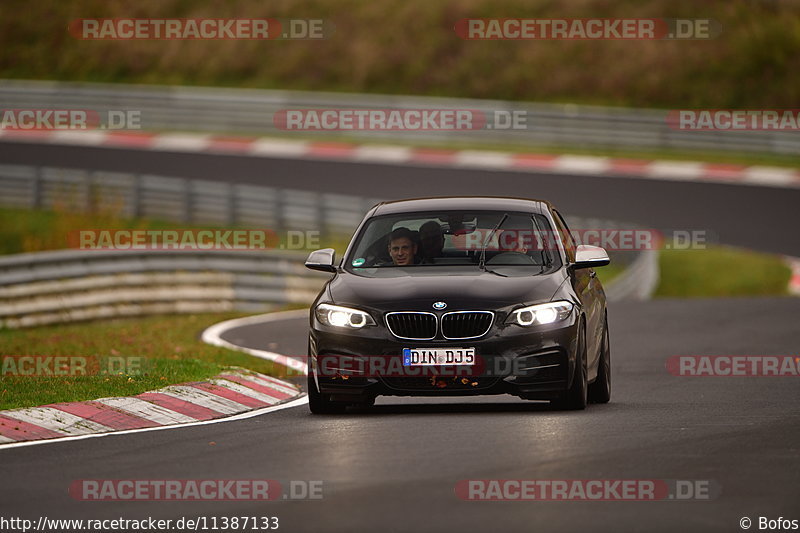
[0,248,329,328]
[0,164,380,237]
[0,79,795,155]
[0,244,654,329]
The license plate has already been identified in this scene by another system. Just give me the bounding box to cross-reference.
[402,348,476,366]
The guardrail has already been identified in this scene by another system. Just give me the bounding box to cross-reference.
[0,248,329,328]
[0,242,654,329]
[0,79,795,155]
[604,249,659,302]
[0,246,654,329]
[0,163,381,236]
[0,161,377,327]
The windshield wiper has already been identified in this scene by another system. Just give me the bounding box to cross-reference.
[532,215,553,270]
[479,213,508,271]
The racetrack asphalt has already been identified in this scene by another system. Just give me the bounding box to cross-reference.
[1,139,798,532]
[2,298,798,532]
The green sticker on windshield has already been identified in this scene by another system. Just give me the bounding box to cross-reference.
[352,258,366,267]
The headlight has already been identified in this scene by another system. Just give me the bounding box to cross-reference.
[315,303,376,329]
[506,301,573,327]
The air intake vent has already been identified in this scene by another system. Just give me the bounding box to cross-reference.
[441,311,493,339]
[386,312,437,340]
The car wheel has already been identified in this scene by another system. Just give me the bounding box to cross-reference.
[588,314,611,404]
[307,368,347,415]
[552,322,588,410]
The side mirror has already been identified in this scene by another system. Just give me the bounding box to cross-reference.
[573,245,610,269]
[305,248,337,273]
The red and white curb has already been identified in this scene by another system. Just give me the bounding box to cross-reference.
[1,129,799,189]
[0,367,303,448]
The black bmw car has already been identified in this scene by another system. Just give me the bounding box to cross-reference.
[304,196,611,413]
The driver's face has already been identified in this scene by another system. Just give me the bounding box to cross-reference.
[389,237,416,265]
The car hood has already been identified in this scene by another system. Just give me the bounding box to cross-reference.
[327,269,566,311]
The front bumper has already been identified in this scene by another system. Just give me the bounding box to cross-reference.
[308,310,580,402]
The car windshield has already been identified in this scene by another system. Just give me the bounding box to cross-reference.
[344,210,561,275]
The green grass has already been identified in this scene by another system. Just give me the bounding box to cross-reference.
[0,207,191,255]
[0,312,301,410]
[655,245,791,298]
[0,206,351,256]
[0,0,798,109]
[595,262,625,285]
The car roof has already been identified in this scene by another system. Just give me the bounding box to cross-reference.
[372,196,553,216]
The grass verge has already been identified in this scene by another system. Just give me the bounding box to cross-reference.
[0,312,298,411]
[655,246,791,298]
[0,206,351,256]
[0,207,194,256]
[595,262,625,285]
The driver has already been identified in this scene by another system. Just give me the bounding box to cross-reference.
[387,227,418,266]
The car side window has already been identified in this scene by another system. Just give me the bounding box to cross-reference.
[553,210,577,263]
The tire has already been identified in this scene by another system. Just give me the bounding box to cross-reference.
[552,322,588,411]
[307,369,347,415]
[588,315,611,404]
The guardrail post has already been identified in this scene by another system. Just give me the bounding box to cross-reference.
[32,167,43,209]
[318,192,329,241]
[131,174,142,218]
[276,189,286,235]
[183,178,192,223]
[84,170,94,213]
[362,197,378,215]
[227,182,237,226]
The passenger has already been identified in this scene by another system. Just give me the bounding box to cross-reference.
[418,221,445,264]
[387,227,418,266]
